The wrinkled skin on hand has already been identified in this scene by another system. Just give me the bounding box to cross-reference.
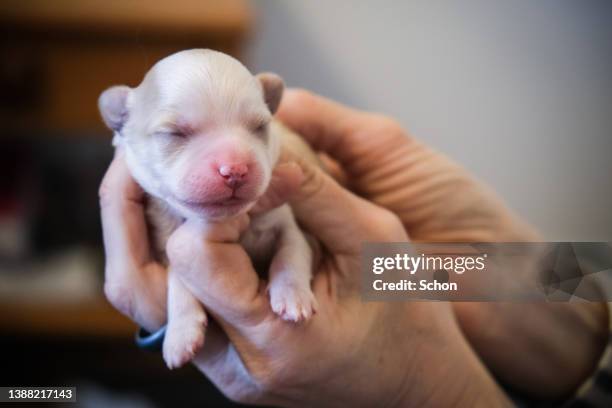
[100,87,606,406]
[101,148,508,407]
[163,157,508,407]
[277,89,607,400]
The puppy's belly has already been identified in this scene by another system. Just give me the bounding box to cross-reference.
[240,208,283,271]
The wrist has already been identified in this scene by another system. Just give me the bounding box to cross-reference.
[455,302,608,399]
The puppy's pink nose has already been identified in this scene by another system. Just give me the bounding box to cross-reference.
[219,164,248,188]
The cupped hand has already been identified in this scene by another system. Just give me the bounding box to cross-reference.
[100,149,508,407]
[99,152,303,332]
[276,90,538,243]
[276,89,607,399]
[168,147,509,407]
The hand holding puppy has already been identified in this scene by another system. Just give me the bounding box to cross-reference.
[100,143,509,408]
[277,89,607,400]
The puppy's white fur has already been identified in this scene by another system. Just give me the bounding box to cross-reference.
[99,50,315,369]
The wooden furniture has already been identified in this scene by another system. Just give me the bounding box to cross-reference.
[0,299,136,337]
[0,0,253,134]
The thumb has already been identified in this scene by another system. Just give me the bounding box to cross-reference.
[251,162,303,215]
[167,220,269,329]
[289,152,404,254]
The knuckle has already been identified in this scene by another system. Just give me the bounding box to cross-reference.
[369,114,406,137]
[98,179,114,209]
[297,162,326,200]
[103,281,135,318]
[371,208,406,240]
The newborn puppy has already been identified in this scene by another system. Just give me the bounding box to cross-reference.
[98,49,316,368]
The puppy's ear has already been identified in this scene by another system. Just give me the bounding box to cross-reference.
[98,85,131,132]
[256,73,284,114]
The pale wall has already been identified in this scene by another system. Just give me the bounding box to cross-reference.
[248,0,612,240]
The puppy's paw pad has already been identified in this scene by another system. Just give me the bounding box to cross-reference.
[162,319,206,369]
[269,281,317,323]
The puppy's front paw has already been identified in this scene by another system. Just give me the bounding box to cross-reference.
[163,316,206,369]
[268,279,318,323]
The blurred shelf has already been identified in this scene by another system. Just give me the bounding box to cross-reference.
[0,298,136,338]
[0,0,253,39]
[0,0,253,134]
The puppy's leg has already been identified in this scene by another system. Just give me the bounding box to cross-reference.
[268,206,317,322]
[163,269,207,369]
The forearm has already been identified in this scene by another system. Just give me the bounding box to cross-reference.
[455,302,608,400]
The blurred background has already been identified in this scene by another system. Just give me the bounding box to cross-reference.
[0,1,610,407]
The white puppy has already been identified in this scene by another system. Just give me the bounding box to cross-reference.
[98,49,316,369]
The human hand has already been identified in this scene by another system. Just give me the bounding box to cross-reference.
[99,151,303,333]
[163,149,508,407]
[100,149,508,407]
[276,89,607,399]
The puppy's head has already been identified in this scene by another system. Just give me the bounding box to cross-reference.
[98,49,284,220]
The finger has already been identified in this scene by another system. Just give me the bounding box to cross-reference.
[199,213,251,243]
[99,154,167,330]
[99,154,151,268]
[317,153,348,186]
[251,162,303,215]
[192,321,266,404]
[277,89,394,169]
[289,155,407,254]
[167,221,269,329]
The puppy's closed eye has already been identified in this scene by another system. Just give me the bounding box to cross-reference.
[251,120,269,135]
[152,130,187,144]
[150,116,195,140]
[164,130,188,138]
[154,124,193,140]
